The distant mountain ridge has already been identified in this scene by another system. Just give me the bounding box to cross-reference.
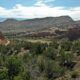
[0,16,79,33]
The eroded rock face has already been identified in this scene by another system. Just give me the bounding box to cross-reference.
[0,32,8,45]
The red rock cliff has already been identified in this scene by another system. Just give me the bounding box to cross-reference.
[0,32,8,45]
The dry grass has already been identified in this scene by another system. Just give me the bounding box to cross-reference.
[26,39,51,44]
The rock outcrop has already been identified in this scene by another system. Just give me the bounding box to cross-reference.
[0,32,9,45]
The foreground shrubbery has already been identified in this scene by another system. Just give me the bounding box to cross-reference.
[0,39,80,80]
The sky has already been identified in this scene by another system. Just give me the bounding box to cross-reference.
[0,0,80,20]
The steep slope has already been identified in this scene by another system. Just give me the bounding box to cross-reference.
[0,16,77,33]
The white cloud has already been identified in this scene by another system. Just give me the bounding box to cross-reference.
[34,0,55,7]
[0,3,80,20]
[34,0,47,7]
[44,0,55,3]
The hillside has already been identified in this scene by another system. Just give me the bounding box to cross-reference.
[76,20,80,26]
[0,16,77,33]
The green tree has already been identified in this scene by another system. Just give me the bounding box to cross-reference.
[49,41,59,49]
[45,60,64,79]
[31,43,46,54]
[6,56,22,80]
[59,49,75,69]
[44,47,57,60]
[61,41,72,51]
[21,70,31,80]
[0,67,8,80]
[37,55,46,72]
